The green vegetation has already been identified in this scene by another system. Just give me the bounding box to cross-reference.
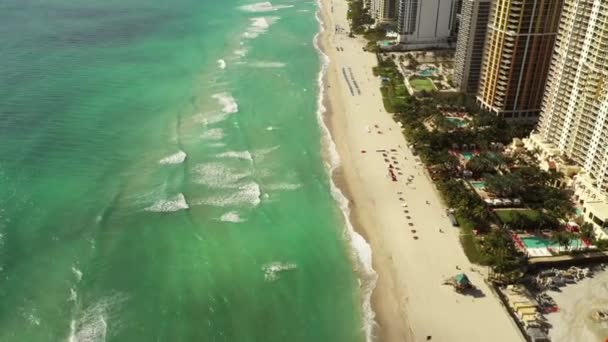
[409,77,436,92]
[347,0,373,34]
[552,231,574,252]
[495,209,543,229]
[466,152,505,177]
[480,229,526,276]
[437,179,490,228]
[580,222,595,244]
[349,9,587,273]
[373,58,413,113]
[458,216,489,265]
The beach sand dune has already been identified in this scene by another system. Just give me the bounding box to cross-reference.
[319,0,525,341]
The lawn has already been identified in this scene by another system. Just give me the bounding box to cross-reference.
[409,77,436,92]
[457,215,489,265]
[495,209,542,226]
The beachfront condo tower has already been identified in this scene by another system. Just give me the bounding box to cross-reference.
[533,0,608,196]
[477,0,564,120]
[453,0,492,94]
[370,0,399,22]
[397,0,461,49]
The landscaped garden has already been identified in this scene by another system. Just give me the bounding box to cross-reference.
[495,209,542,229]
[347,3,605,279]
[408,76,436,92]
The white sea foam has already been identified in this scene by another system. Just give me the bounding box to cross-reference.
[68,293,127,342]
[195,111,231,126]
[72,266,83,282]
[217,59,226,69]
[200,128,225,140]
[216,150,253,161]
[220,211,245,223]
[239,2,294,13]
[69,288,78,302]
[262,262,297,282]
[211,93,239,114]
[234,48,248,57]
[192,162,251,187]
[196,182,261,207]
[251,145,280,162]
[266,183,302,191]
[313,4,377,341]
[207,142,227,148]
[266,126,276,131]
[243,17,279,39]
[159,150,187,165]
[145,193,189,213]
[246,61,287,68]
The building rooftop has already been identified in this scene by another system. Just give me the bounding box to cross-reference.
[587,201,608,221]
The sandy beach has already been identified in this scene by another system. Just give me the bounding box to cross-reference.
[318,1,525,341]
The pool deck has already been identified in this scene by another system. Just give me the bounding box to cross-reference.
[528,250,608,266]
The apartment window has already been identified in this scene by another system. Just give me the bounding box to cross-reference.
[593,215,605,227]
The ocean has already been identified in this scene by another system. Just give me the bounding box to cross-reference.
[0,0,372,341]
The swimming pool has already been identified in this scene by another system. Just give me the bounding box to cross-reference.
[521,236,583,249]
[575,208,583,216]
[470,181,487,189]
[420,67,438,77]
[462,152,474,160]
[446,117,468,127]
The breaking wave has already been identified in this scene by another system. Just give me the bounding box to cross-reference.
[216,150,253,161]
[262,262,297,282]
[220,211,245,223]
[145,193,189,212]
[196,182,261,207]
[68,293,127,342]
[266,183,302,191]
[159,151,187,165]
[243,17,280,39]
[234,48,248,57]
[313,3,377,341]
[217,59,226,69]
[72,266,83,283]
[246,61,287,68]
[211,93,238,114]
[200,128,225,141]
[192,162,251,187]
[239,2,294,13]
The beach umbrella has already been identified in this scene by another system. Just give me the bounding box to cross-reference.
[454,273,470,286]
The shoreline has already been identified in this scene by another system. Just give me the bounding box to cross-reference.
[313,3,378,341]
[314,1,406,341]
[316,0,525,341]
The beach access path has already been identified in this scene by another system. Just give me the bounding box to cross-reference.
[319,0,525,341]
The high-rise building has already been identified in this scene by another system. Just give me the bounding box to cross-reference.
[477,0,564,120]
[453,0,492,94]
[535,0,608,194]
[370,0,398,22]
[397,0,460,49]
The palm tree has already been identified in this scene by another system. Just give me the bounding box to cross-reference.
[552,231,572,253]
[580,223,595,246]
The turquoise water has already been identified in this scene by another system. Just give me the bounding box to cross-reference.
[521,236,583,249]
[420,68,437,77]
[462,152,475,160]
[470,181,487,189]
[446,117,468,127]
[0,1,366,341]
